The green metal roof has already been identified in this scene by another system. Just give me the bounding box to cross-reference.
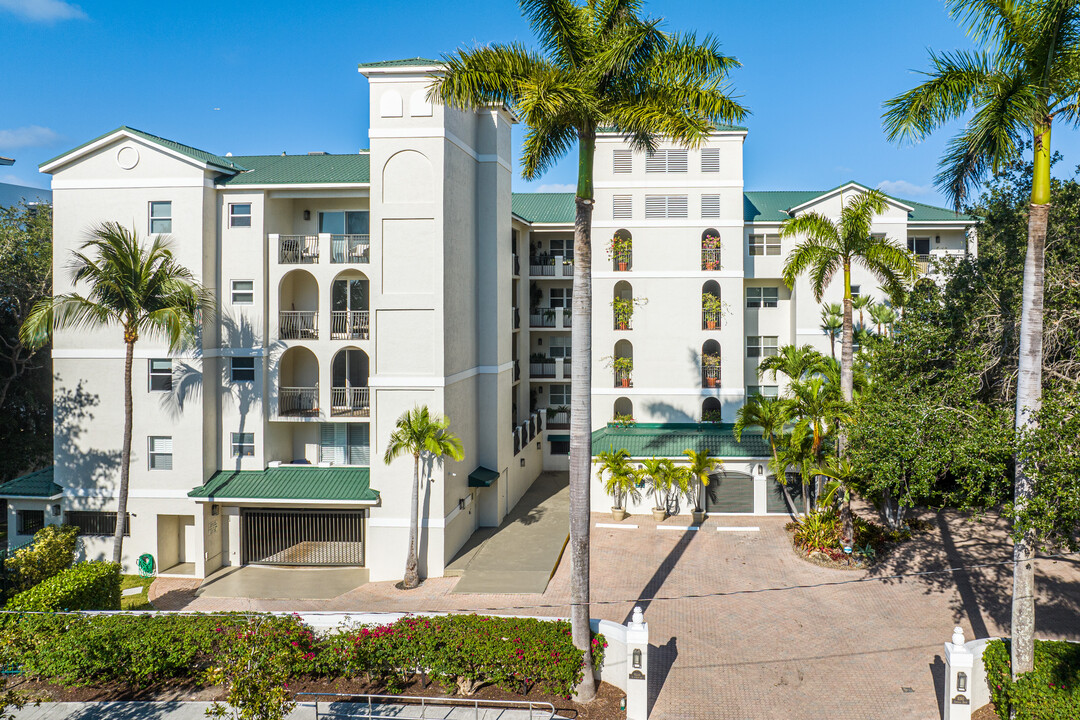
[468,466,500,488]
[743,187,977,223]
[188,467,379,502]
[357,57,442,69]
[0,467,61,498]
[220,153,370,185]
[512,192,576,223]
[40,126,244,173]
[598,124,747,133]
[591,423,770,458]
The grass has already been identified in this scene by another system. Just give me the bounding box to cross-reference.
[119,573,155,610]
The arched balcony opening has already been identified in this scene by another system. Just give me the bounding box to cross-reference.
[701,228,721,270]
[613,339,633,388]
[331,270,370,340]
[702,280,722,330]
[279,270,319,340]
[278,346,319,416]
[613,280,634,330]
[331,347,370,417]
[613,397,634,423]
[701,339,721,388]
[610,229,632,271]
[701,396,722,423]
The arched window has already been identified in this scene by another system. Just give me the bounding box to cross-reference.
[701,340,721,388]
[330,347,370,417]
[613,339,633,388]
[613,280,633,330]
[702,280,721,330]
[701,396,722,423]
[614,397,633,422]
[611,229,632,271]
[279,270,319,340]
[701,228,721,270]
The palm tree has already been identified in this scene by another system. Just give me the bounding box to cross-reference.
[789,376,851,538]
[594,448,640,512]
[383,406,465,589]
[781,190,916,415]
[820,304,843,359]
[430,1,747,696]
[20,223,212,564]
[868,302,897,336]
[816,455,862,550]
[682,449,721,518]
[733,395,801,516]
[852,293,874,328]
[883,0,1080,675]
[758,344,826,385]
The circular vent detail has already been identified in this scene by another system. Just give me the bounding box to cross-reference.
[116,146,140,170]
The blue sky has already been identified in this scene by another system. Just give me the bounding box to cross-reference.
[2,0,1078,208]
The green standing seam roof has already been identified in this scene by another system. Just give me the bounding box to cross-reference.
[591,423,771,458]
[40,126,244,173]
[467,466,500,488]
[511,193,577,223]
[743,188,978,223]
[357,57,442,69]
[0,466,61,498]
[220,154,371,185]
[188,467,378,502]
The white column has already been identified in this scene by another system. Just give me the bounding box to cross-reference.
[752,462,767,514]
[625,606,650,720]
[943,626,974,720]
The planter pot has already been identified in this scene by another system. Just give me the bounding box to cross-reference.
[707,377,717,387]
[692,510,706,525]
[620,378,630,387]
[618,262,627,271]
[611,507,629,522]
[618,322,628,330]
[651,508,667,522]
[706,320,716,330]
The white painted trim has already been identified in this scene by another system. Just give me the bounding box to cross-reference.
[41,130,230,175]
[657,525,700,531]
[367,127,511,172]
[593,270,743,280]
[193,497,380,507]
[234,184,370,193]
[591,220,744,229]
[370,362,513,389]
[787,182,915,214]
[595,523,638,529]
[594,180,742,189]
[361,67,443,78]
[592,387,745,397]
[0,494,62,501]
[52,177,215,190]
[716,526,760,531]
[367,516,446,529]
[52,347,267,360]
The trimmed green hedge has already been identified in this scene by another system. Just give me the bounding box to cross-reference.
[984,638,1080,719]
[5,561,120,612]
[4,525,78,597]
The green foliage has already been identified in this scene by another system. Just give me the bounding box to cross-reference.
[790,511,839,550]
[5,524,78,595]
[594,448,640,510]
[206,616,308,720]
[5,561,120,611]
[984,638,1080,719]
[789,509,911,556]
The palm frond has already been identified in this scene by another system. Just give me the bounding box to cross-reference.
[882,49,993,143]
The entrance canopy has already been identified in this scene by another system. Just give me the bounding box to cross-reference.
[189,467,379,504]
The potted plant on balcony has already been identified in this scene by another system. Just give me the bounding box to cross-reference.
[595,448,640,521]
[611,413,635,428]
[606,356,633,387]
[701,235,722,270]
[550,404,570,425]
[702,352,721,387]
[701,408,724,423]
[607,234,632,271]
[543,307,557,324]
[702,293,724,329]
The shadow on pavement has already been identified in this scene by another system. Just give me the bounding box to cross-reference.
[930,654,946,720]
[648,636,678,717]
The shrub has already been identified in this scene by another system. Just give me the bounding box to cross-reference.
[5,525,78,595]
[984,638,1080,719]
[790,510,840,551]
[5,561,120,612]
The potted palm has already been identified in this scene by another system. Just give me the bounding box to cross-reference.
[639,458,673,521]
[702,293,724,329]
[595,449,640,521]
[684,449,722,524]
[702,352,721,387]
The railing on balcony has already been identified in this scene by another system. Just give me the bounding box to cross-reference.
[561,309,572,328]
[331,310,370,340]
[701,248,722,270]
[512,253,520,276]
[529,256,555,276]
[915,253,932,274]
[614,369,632,388]
[702,310,722,330]
[701,366,721,388]
[279,235,319,264]
[279,387,319,416]
[614,313,632,331]
[562,362,571,379]
[530,359,556,378]
[613,250,632,271]
[280,311,318,340]
[547,410,569,429]
[530,308,570,328]
[331,387,370,417]
[331,234,370,264]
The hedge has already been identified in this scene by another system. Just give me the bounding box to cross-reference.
[4,525,78,597]
[4,613,606,697]
[5,561,120,612]
[984,638,1080,720]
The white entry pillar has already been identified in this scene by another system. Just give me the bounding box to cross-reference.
[943,626,973,720]
[625,606,649,720]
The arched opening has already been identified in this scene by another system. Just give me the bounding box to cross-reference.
[278,346,319,416]
[613,280,633,330]
[279,270,319,340]
[702,280,721,330]
[611,229,632,271]
[701,396,722,422]
[701,228,721,270]
[331,347,370,417]
[331,270,370,340]
[701,339,721,388]
[613,339,633,388]
[613,397,633,422]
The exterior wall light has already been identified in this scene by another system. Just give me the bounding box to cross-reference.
[303,210,311,221]
[957,672,967,693]
[51,504,61,517]
[632,648,642,669]
[520,458,525,467]
[536,441,541,449]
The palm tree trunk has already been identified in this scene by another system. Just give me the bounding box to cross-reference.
[1011,125,1051,677]
[770,443,801,518]
[569,129,596,702]
[112,339,135,564]
[404,453,421,589]
[838,264,855,543]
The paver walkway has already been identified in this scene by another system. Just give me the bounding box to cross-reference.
[12,701,565,719]
[148,505,1080,719]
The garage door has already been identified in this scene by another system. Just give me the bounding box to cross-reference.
[241,509,364,566]
[705,473,754,513]
[766,476,802,514]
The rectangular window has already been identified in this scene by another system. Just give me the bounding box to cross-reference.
[749,234,781,256]
[231,356,255,382]
[149,201,172,234]
[645,149,688,173]
[613,195,632,219]
[318,210,369,235]
[550,439,570,456]
[148,358,172,392]
[613,149,632,174]
[701,194,721,218]
[320,423,370,465]
[229,203,252,228]
[549,287,572,308]
[851,285,861,299]
[17,509,44,536]
[148,436,173,470]
[231,280,254,305]
[231,432,255,457]
[746,287,779,308]
[747,336,779,358]
[746,385,779,398]
[66,511,130,537]
[549,238,573,259]
[548,336,572,359]
[549,384,571,405]
[645,195,688,218]
[701,148,721,173]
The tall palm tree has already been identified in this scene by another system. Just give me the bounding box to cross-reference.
[733,395,801,516]
[594,448,640,512]
[383,405,465,589]
[20,223,212,564]
[757,344,826,385]
[816,455,862,549]
[780,189,916,429]
[820,304,843,359]
[789,376,850,531]
[883,0,1080,675]
[868,302,897,336]
[430,0,747,696]
[852,293,874,328]
[682,448,721,517]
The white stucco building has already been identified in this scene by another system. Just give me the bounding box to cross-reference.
[1,57,976,577]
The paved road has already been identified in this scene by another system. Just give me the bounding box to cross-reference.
[12,701,566,719]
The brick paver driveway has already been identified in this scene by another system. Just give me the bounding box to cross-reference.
[151,508,1080,720]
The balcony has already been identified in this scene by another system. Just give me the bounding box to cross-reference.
[331,234,370,264]
[278,235,319,264]
[530,358,556,378]
[701,366,721,388]
[331,386,370,417]
[614,369,633,388]
[529,255,574,278]
[331,310,370,340]
[529,307,571,328]
[280,311,318,340]
[702,310,722,330]
[512,253,520,277]
[279,387,319,416]
[701,248,722,271]
[547,408,569,429]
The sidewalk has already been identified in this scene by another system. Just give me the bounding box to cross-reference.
[12,700,565,719]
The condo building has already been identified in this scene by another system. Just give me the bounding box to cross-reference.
[1,58,975,579]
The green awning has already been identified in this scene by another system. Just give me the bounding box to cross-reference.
[590,423,770,458]
[0,466,62,499]
[189,467,379,503]
[468,466,500,488]
[549,434,570,442]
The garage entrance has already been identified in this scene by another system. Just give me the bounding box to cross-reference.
[240,509,364,566]
[705,472,755,513]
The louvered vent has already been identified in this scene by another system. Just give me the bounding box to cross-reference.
[702,194,721,218]
[702,148,721,173]
[613,195,633,219]
[613,149,632,174]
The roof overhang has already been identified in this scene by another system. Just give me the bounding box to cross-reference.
[0,493,63,501]
[190,497,380,507]
[39,128,236,176]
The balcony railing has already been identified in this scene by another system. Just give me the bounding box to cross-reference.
[331,387,370,417]
[512,253,520,276]
[613,250,632,271]
[280,311,318,340]
[331,234,370,264]
[614,313,632,331]
[279,387,319,416]
[702,310,722,330]
[530,308,570,328]
[615,369,632,388]
[331,310,370,340]
[279,235,319,264]
[547,410,569,429]
[528,255,574,277]
[530,359,556,378]
[701,366,721,388]
[701,248,722,271]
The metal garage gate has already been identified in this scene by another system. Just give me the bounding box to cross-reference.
[705,473,755,513]
[241,509,365,566]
